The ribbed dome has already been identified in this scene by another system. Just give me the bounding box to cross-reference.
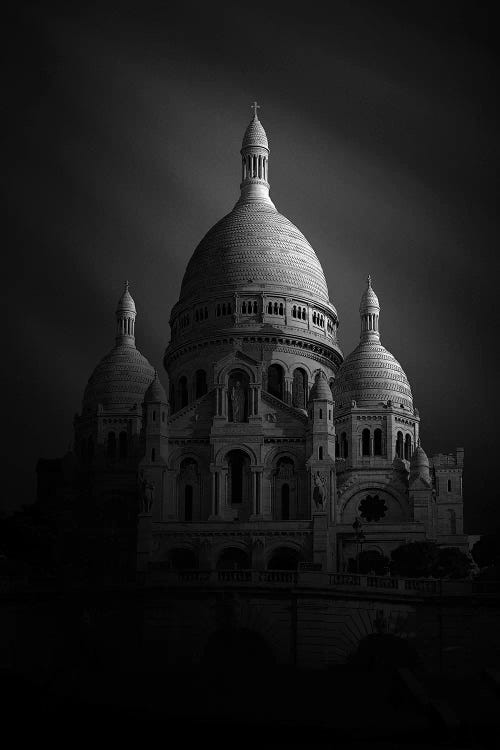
[333,341,413,410]
[83,344,155,411]
[309,371,333,401]
[117,282,136,313]
[144,371,167,403]
[180,201,329,303]
[242,115,268,150]
[360,275,379,312]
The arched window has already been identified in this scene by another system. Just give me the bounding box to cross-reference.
[107,431,116,461]
[319,408,323,419]
[253,301,258,314]
[279,302,284,315]
[302,307,306,320]
[396,431,404,459]
[151,448,156,462]
[404,434,412,460]
[335,435,339,458]
[162,411,165,422]
[362,428,370,456]
[185,485,193,522]
[205,307,208,319]
[267,302,272,314]
[228,450,246,504]
[267,364,284,400]
[195,369,207,398]
[447,479,452,492]
[242,301,247,314]
[281,484,290,520]
[152,410,156,421]
[119,431,128,460]
[341,432,348,458]
[273,302,278,315]
[291,368,307,409]
[178,376,188,408]
[374,428,382,456]
[216,304,221,317]
[292,305,296,318]
[313,312,317,324]
[318,446,323,460]
[222,303,226,315]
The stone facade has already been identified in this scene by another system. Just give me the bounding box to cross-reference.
[39,110,466,574]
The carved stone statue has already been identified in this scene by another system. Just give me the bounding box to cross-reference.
[312,471,326,510]
[230,380,246,422]
[140,475,155,513]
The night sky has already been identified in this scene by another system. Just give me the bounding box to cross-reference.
[5,2,498,532]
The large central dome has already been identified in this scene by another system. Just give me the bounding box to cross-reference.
[178,110,330,306]
[180,201,329,303]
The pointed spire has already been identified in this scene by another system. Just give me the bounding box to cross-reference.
[115,281,137,346]
[239,103,273,205]
[359,274,381,342]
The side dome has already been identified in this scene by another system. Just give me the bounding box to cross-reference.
[180,201,329,303]
[83,347,155,411]
[334,341,413,410]
[333,277,413,411]
[82,284,155,412]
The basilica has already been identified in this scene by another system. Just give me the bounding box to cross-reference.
[41,109,466,575]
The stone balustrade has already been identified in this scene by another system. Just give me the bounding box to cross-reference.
[144,566,489,596]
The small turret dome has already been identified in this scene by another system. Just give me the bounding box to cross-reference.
[144,371,168,404]
[242,112,269,150]
[359,274,379,313]
[411,444,429,469]
[116,281,136,313]
[308,371,333,401]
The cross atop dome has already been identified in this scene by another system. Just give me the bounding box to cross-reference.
[251,101,260,119]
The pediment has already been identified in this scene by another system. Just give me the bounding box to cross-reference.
[261,391,308,427]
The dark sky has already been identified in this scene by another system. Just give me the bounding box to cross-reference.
[5,1,498,532]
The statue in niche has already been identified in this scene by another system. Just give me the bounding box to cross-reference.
[139,474,155,513]
[313,471,327,510]
[229,379,246,422]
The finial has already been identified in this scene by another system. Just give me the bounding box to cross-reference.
[367,274,371,287]
[125,280,129,292]
[251,101,260,119]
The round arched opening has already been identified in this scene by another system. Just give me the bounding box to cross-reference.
[168,548,198,570]
[226,449,251,509]
[216,547,250,570]
[267,546,301,570]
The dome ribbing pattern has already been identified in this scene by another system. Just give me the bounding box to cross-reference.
[180,201,329,302]
[333,278,413,410]
[82,284,154,412]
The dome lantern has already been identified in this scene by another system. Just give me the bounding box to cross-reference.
[239,102,274,206]
[116,281,137,346]
[359,274,380,343]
